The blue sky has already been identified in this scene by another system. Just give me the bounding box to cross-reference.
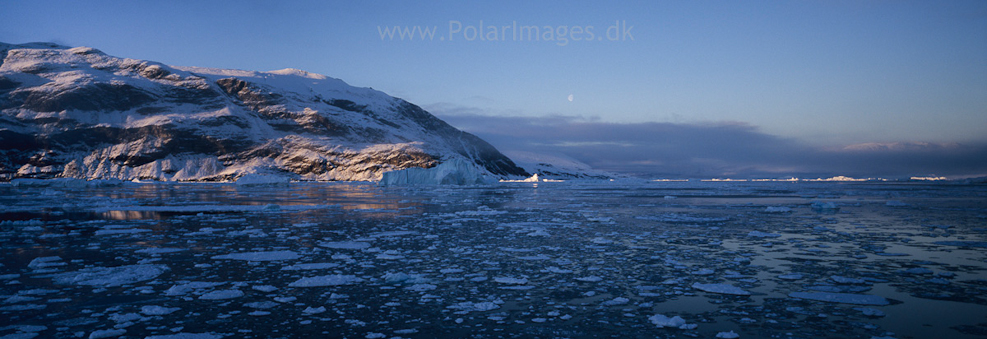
[2,0,986,177]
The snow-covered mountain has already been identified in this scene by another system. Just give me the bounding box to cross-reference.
[0,42,527,181]
[502,150,616,180]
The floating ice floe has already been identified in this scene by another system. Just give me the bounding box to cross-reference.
[165,282,225,296]
[747,231,782,238]
[446,300,501,313]
[601,297,629,306]
[493,277,529,285]
[788,292,889,305]
[141,305,181,315]
[28,256,65,270]
[649,314,694,329]
[777,273,803,280]
[235,173,290,186]
[691,283,751,296]
[303,306,326,315]
[281,263,338,271]
[764,206,791,213]
[144,333,225,339]
[50,264,168,287]
[94,227,150,236]
[198,289,244,300]
[811,201,839,211]
[715,331,740,338]
[830,276,869,284]
[854,307,886,317]
[89,329,127,338]
[319,241,372,250]
[289,274,364,287]
[211,251,300,261]
[135,247,185,254]
[383,272,430,284]
[371,230,417,237]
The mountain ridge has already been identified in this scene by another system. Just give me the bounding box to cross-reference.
[0,42,528,181]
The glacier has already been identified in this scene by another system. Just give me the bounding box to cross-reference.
[380,157,492,185]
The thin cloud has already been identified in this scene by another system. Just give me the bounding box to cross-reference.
[435,112,987,179]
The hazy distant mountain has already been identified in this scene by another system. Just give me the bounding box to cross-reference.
[0,42,527,181]
[501,150,616,180]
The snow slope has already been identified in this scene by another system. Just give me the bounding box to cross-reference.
[0,42,527,181]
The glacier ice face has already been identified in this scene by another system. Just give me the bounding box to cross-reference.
[380,157,493,185]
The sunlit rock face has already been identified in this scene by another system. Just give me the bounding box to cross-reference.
[0,42,527,181]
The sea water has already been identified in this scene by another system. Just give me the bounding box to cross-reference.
[1,180,985,338]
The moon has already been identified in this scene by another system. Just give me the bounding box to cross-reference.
[567,94,573,102]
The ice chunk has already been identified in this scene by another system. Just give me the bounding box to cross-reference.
[383,272,430,284]
[764,206,791,213]
[165,282,225,296]
[715,331,740,338]
[211,251,300,261]
[289,275,364,287]
[281,263,338,271]
[747,231,781,238]
[649,314,691,329]
[94,227,149,236]
[788,292,889,305]
[50,264,168,287]
[141,305,181,315]
[777,274,803,280]
[446,301,501,312]
[89,329,127,338]
[235,173,290,186]
[381,158,492,186]
[691,283,751,296]
[319,241,372,250]
[601,297,629,306]
[830,276,868,284]
[854,307,886,317]
[144,334,225,339]
[811,201,839,211]
[493,277,528,285]
[544,267,573,274]
[198,289,244,300]
[244,301,279,309]
[303,306,326,315]
[405,284,437,292]
[135,248,184,254]
[28,256,65,269]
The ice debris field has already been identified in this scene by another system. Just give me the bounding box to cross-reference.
[1,180,986,338]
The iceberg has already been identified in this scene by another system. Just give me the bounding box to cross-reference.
[380,158,492,185]
[235,173,290,186]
